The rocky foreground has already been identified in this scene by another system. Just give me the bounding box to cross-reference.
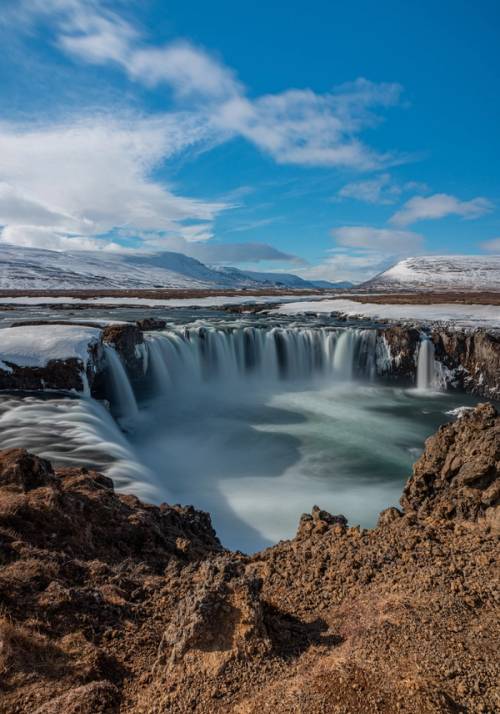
[0,404,498,713]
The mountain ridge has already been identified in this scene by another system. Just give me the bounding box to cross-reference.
[361,255,500,291]
[0,244,332,291]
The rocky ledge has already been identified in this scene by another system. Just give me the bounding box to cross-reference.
[379,326,500,397]
[0,403,498,713]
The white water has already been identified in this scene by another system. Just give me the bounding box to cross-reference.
[0,395,160,499]
[103,345,139,423]
[0,322,474,552]
[144,326,381,392]
[416,337,436,391]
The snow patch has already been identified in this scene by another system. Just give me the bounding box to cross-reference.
[274,299,500,327]
[0,325,101,369]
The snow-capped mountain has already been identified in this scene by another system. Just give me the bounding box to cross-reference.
[214,266,349,289]
[0,244,328,291]
[361,256,500,291]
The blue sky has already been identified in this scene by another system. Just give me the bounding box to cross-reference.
[0,0,499,281]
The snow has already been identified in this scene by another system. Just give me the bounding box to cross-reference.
[0,325,101,368]
[274,299,500,327]
[363,255,500,291]
[0,294,316,308]
[0,243,322,290]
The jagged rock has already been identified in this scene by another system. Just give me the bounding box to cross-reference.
[0,449,55,492]
[401,403,499,525]
[0,404,498,713]
[136,318,166,331]
[297,506,348,538]
[160,558,270,675]
[102,324,145,379]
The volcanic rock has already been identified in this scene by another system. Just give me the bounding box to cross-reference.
[0,404,498,713]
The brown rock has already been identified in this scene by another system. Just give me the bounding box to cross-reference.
[33,681,119,714]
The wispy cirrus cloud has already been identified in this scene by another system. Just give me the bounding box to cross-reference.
[337,173,428,205]
[12,0,406,171]
[390,193,493,226]
[332,225,424,252]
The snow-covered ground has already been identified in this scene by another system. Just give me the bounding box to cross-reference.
[0,243,326,290]
[0,325,101,369]
[362,255,500,291]
[0,294,317,308]
[274,299,500,327]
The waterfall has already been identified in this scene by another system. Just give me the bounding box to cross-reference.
[144,326,384,392]
[103,345,139,422]
[416,337,436,390]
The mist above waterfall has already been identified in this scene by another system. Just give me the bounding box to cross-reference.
[0,315,485,552]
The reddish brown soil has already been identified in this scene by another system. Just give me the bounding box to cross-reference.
[0,405,498,713]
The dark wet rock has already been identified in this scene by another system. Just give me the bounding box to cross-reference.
[136,317,166,331]
[431,328,500,397]
[0,356,98,392]
[102,324,145,378]
[376,325,500,396]
[377,326,421,382]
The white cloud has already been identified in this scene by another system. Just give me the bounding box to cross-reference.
[390,193,493,226]
[14,0,405,171]
[337,173,400,204]
[332,226,424,252]
[337,174,430,205]
[0,116,228,250]
[480,237,500,252]
[297,252,394,284]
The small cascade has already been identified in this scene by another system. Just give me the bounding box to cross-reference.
[332,330,355,379]
[416,337,437,390]
[103,345,139,422]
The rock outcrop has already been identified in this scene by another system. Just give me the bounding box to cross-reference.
[0,324,102,393]
[102,324,146,380]
[0,404,498,713]
[431,328,500,397]
[377,325,500,397]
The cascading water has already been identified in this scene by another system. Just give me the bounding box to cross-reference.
[144,326,380,391]
[0,315,481,552]
[416,337,437,391]
[103,345,139,422]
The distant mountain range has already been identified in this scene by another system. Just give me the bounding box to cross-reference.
[0,244,351,291]
[360,256,500,292]
[214,266,352,289]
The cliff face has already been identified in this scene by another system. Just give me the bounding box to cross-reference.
[379,326,500,397]
[0,320,499,398]
[0,404,498,713]
[431,328,500,397]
